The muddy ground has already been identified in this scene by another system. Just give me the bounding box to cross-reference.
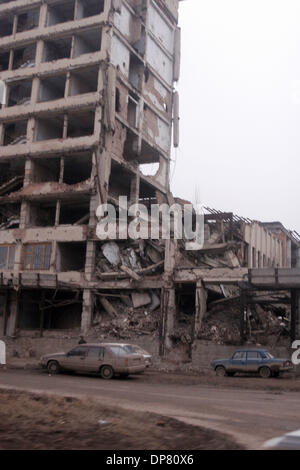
[0,389,242,450]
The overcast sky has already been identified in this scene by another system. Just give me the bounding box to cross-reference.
[171,0,300,233]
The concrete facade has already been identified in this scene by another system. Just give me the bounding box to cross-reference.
[0,0,181,339]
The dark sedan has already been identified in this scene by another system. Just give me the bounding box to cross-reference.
[211,348,293,378]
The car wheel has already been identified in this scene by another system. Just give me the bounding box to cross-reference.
[47,360,60,375]
[259,366,271,378]
[215,366,226,377]
[100,365,114,380]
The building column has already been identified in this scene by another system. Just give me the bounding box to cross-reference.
[6,291,19,337]
[81,289,93,334]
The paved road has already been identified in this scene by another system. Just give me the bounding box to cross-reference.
[1,369,300,449]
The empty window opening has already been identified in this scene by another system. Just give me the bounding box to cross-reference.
[7,79,32,107]
[56,242,86,271]
[133,26,145,55]
[0,160,25,193]
[0,244,15,270]
[17,290,81,331]
[76,0,104,19]
[47,0,75,26]
[0,15,14,38]
[67,111,95,137]
[139,140,160,164]
[0,203,21,229]
[27,202,56,227]
[129,53,143,90]
[109,161,132,199]
[69,66,98,96]
[23,243,52,270]
[127,92,139,128]
[123,129,139,160]
[59,199,90,225]
[63,154,92,184]
[38,75,66,102]
[31,158,60,183]
[139,179,156,200]
[12,44,36,69]
[34,115,64,141]
[0,51,10,72]
[115,87,121,112]
[3,120,28,146]
[42,37,72,62]
[73,28,101,58]
[16,8,40,33]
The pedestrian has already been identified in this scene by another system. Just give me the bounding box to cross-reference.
[78,335,87,345]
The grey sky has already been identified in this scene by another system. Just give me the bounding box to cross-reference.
[171,0,300,233]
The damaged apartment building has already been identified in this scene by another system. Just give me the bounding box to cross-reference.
[0,0,300,362]
[0,0,182,353]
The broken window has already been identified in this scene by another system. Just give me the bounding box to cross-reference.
[109,161,132,199]
[73,28,101,58]
[12,44,36,69]
[129,53,143,90]
[115,87,121,112]
[16,8,40,33]
[0,203,21,229]
[42,37,72,62]
[69,66,99,96]
[23,243,51,270]
[123,128,139,160]
[18,289,82,330]
[31,158,60,183]
[76,0,104,19]
[27,201,56,227]
[56,242,86,271]
[127,92,139,128]
[0,51,10,72]
[47,0,75,26]
[0,15,14,38]
[7,79,32,107]
[0,160,25,191]
[3,120,28,146]
[63,153,92,184]
[59,199,90,225]
[67,111,95,137]
[38,74,66,102]
[34,115,64,141]
[0,245,15,270]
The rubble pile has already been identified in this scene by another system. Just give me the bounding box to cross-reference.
[92,295,161,340]
[95,240,164,279]
[199,299,289,346]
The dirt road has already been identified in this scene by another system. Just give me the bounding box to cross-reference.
[1,369,300,449]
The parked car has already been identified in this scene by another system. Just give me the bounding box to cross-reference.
[121,344,152,367]
[211,348,293,378]
[40,343,146,379]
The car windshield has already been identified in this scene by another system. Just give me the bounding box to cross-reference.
[123,345,145,355]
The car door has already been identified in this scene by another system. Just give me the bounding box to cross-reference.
[82,346,106,373]
[246,351,263,372]
[62,346,88,372]
[229,351,247,372]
